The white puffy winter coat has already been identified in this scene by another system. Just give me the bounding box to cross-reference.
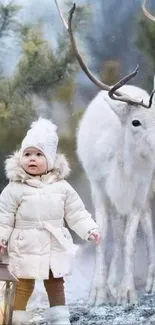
[0,151,98,279]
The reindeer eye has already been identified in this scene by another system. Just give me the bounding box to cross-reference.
[132,120,141,127]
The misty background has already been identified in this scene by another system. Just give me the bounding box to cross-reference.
[1,0,155,304]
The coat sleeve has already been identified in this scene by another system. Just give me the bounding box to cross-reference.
[64,182,99,240]
[0,184,18,243]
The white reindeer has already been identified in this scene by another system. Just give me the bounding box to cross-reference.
[77,84,155,305]
[55,0,155,304]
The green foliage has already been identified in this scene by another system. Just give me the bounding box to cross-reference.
[136,16,155,61]
[59,110,83,168]
[136,14,155,90]
[65,1,91,32]
[0,3,36,154]
[13,1,90,97]
[14,24,78,96]
[0,79,36,150]
[100,59,121,86]
[14,24,59,95]
[54,80,75,103]
[0,1,21,77]
[0,2,21,38]
[0,1,90,186]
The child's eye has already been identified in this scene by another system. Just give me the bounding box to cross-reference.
[37,152,42,156]
[24,153,30,157]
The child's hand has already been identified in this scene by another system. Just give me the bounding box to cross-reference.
[0,242,6,255]
[88,231,101,245]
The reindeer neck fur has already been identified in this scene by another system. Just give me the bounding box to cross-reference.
[103,110,154,215]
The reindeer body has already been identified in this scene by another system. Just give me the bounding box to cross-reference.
[77,85,155,304]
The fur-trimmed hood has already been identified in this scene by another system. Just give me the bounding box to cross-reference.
[5,150,71,185]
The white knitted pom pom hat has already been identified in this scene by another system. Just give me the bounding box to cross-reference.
[20,117,59,171]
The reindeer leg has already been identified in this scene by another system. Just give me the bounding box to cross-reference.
[117,210,140,304]
[88,182,110,306]
[108,212,124,299]
[141,206,155,293]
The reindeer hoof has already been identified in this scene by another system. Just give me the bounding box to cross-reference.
[145,264,155,293]
[117,283,137,305]
[88,283,113,306]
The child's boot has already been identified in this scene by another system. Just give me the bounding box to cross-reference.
[45,305,71,325]
[12,310,33,325]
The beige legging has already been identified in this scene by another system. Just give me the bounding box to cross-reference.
[14,270,65,310]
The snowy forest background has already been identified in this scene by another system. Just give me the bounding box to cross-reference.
[1,0,155,322]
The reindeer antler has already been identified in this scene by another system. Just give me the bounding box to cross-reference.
[55,0,154,108]
[142,0,155,22]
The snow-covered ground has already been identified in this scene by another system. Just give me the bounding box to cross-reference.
[25,292,155,325]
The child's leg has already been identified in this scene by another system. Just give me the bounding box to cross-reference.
[44,270,65,306]
[14,278,35,310]
[44,272,70,324]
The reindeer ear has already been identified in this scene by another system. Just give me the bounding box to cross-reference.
[106,96,128,123]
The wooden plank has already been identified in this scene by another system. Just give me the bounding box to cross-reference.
[0,264,17,282]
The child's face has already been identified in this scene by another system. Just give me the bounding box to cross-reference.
[21,147,47,175]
